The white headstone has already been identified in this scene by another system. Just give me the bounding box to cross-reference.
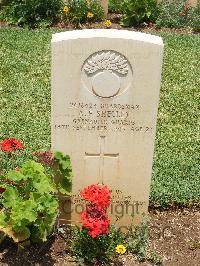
[51,29,164,227]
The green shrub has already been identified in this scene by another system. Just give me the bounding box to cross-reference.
[192,2,200,31]
[53,151,72,195]
[109,0,122,13]
[0,139,72,197]
[62,0,104,27]
[0,138,72,244]
[155,0,200,30]
[0,160,59,243]
[0,0,62,27]
[0,153,72,243]
[126,217,149,261]
[147,250,164,266]
[71,225,125,265]
[120,0,159,27]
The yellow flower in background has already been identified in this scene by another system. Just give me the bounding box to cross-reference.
[104,19,112,28]
[63,6,70,14]
[116,244,126,255]
[87,12,94,19]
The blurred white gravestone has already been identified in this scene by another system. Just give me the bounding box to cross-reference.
[51,29,164,227]
[100,0,108,15]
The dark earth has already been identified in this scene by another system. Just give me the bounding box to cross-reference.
[0,207,199,266]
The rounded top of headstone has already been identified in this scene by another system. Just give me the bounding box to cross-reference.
[52,29,163,47]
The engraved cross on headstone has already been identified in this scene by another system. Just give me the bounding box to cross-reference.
[85,136,119,184]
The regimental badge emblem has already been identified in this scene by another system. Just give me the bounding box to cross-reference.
[81,50,133,98]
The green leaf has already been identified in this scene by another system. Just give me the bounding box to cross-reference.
[58,176,72,195]
[14,226,31,242]
[7,170,27,182]
[0,211,31,243]
[54,152,72,172]
[2,187,20,208]
[21,160,45,177]
[34,194,59,216]
[11,199,37,228]
[0,211,7,227]
[32,173,55,194]
[31,221,48,242]
[54,151,63,161]
[0,224,30,243]
[31,216,57,243]
[53,152,72,195]
[146,11,152,18]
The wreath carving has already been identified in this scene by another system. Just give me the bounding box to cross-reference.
[84,51,128,76]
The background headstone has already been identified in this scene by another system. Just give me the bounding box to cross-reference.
[52,29,164,228]
[100,0,108,16]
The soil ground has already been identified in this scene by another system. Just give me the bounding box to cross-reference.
[0,207,199,266]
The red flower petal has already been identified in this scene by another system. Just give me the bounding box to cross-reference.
[80,184,111,237]
[1,138,23,152]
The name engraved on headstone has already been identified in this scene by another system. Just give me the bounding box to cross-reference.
[54,101,153,133]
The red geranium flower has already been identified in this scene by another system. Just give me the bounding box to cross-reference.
[1,138,23,153]
[80,184,111,238]
[80,184,111,209]
[81,209,110,238]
